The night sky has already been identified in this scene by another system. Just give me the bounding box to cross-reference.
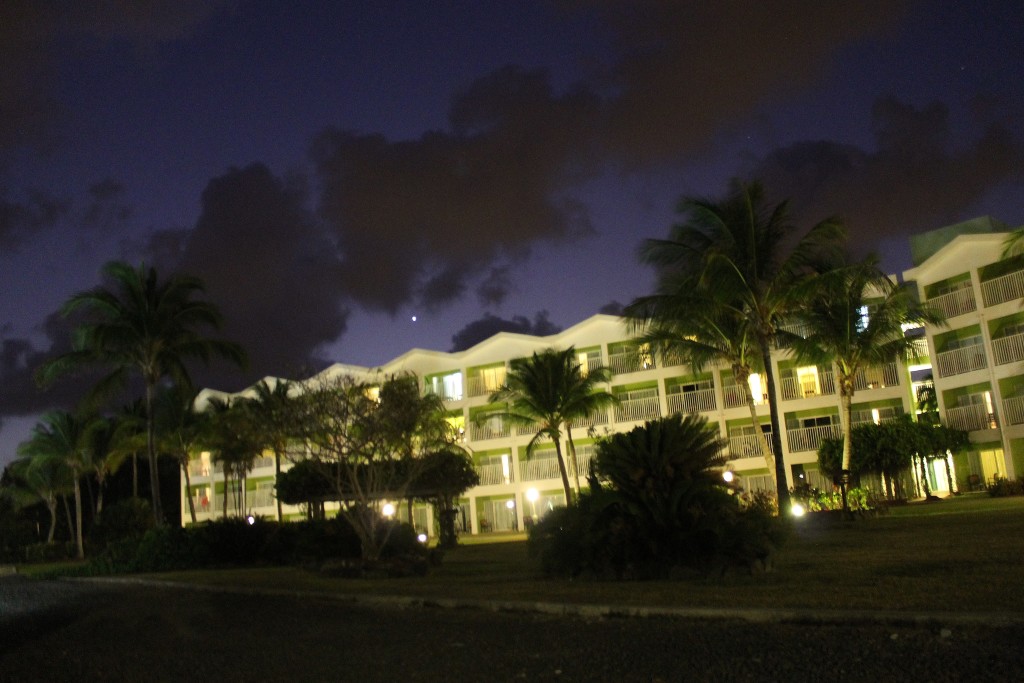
[2,1,1023,465]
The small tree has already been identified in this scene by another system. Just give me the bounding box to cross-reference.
[286,373,456,561]
[412,448,479,548]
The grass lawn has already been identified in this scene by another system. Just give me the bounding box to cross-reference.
[131,493,1024,615]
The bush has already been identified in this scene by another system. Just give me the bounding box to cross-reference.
[90,498,153,550]
[987,476,1024,497]
[24,541,77,563]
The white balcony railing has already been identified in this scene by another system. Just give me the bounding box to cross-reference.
[935,345,988,378]
[468,419,510,442]
[727,433,775,460]
[569,408,610,430]
[475,463,512,486]
[608,350,655,375]
[666,387,717,415]
[519,456,561,482]
[722,383,769,409]
[780,370,836,401]
[787,424,842,452]
[467,370,506,398]
[188,460,211,477]
[927,286,977,319]
[945,403,997,432]
[853,363,900,391]
[1002,395,1024,426]
[992,332,1024,365]
[982,269,1024,307]
[247,487,276,509]
[614,395,662,423]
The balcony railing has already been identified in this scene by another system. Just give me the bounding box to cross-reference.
[727,433,775,460]
[851,407,903,425]
[982,269,1024,307]
[945,403,997,432]
[252,456,274,470]
[519,456,561,482]
[1002,395,1024,426]
[853,363,900,391]
[247,487,277,509]
[927,286,977,319]
[569,408,610,430]
[425,383,462,402]
[188,460,211,477]
[468,419,510,442]
[475,463,512,486]
[666,387,717,415]
[787,424,842,452]
[722,383,768,409]
[992,332,1024,365]
[608,350,655,375]
[935,345,988,378]
[467,370,506,398]
[780,371,836,400]
[614,395,662,422]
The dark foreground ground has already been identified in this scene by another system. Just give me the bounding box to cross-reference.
[1,576,1021,682]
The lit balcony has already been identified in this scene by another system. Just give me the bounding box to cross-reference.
[666,387,717,415]
[945,403,997,432]
[992,332,1024,366]
[927,286,977,319]
[727,432,775,460]
[786,424,842,452]
[935,345,987,378]
[613,391,661,422]
[1001,395,1024,426]
[852,363,900,391]
[781,370,835,401]
[981,269,1024,307]
[608,348,655,374]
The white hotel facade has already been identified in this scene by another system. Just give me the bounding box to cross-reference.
[182,217,1023,534]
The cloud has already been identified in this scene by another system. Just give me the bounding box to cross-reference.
[450,311,561,352]
[750,96,1024,263]
[312,66,599,314]
[477,266,513,307]
[598,300,624,316]
[0,190,69,249]
[592,0,908,165]
[152,164,348,385]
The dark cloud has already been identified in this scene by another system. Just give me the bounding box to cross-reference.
[477,266,513,307]
[450,311,561,352]
[751,96,1024,264]
[82,179,132,231]
[593,0,907,164]
[157,164,348,386]
[0,190,69,249]
[313,66,599,314]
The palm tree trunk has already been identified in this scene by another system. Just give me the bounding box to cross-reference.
[132,452,138,498]
[565,428,582,495]
[919,456,932,498]
[73,476,84,560]
[760,344,790,510]
[46,497,57,544]
[182,459,197,524]
[944,452,956,495]
[838,378,854,513]
[275,450,283,522]
[145,382,165,526]
[736,366,776,488]
[95,473,105,523]
[552,439,573,506]
[222,469,229,518]
[62,495,73,542]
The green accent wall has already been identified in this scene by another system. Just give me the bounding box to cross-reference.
[613,380,658,393]
[933,324,982,351]
[924,273,971,299]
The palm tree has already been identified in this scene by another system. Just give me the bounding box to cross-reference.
[7,451,73,544]
[488,347,617,504]
[36,261,246,526]
[627,278,777,486]
[85,416,128,523]
[634,179,844,510]
[17,411,98,559]
[201,396,260,518]
[153,384,208,524]
[239,379,294,521]
[789,256,944,510]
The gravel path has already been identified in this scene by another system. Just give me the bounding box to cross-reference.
[1,576,1022,682]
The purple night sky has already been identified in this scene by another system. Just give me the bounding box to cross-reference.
[2,1,1022,466]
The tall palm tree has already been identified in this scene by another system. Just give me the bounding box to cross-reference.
[239,379,294,521]
[201,396,260,518]
[628,277,777,486]
[153,384,208,524]
[488,347,617,504]
[36,261,246,526]
[634,179,844,510]
[17,411,98,559]
[788,255,944,510]
[85,416,128,523]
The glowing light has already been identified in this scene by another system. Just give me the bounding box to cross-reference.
[417,533,428,543]
[722,471,734,483]
[791,503,806,517]
[411,316,417,322]
[526,488,539,503]
[246,515,255,525]
[505,499,515,509]
[382,503,396,518]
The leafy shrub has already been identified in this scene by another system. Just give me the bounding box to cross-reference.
[987,476,1024,497]
[90,498,153,550]
[24,541,77,563]
[532,415,789,579]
